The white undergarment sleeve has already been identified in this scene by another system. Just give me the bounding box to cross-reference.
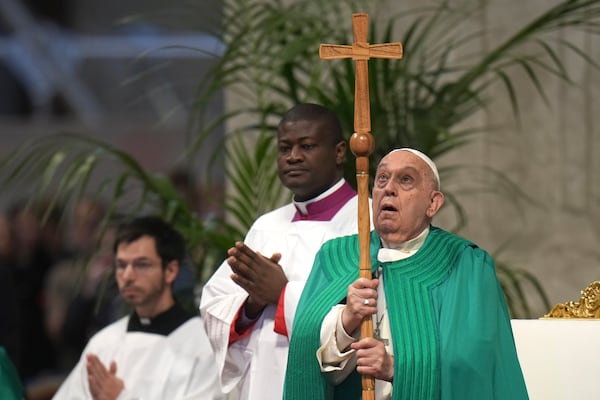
[317,305,357,384]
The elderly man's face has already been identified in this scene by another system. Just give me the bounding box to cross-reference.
[371,150,444,244]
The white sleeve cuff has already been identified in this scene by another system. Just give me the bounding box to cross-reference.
[317,305,358,371]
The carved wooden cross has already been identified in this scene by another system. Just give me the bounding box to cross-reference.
[320,13,402,399]
[320,13,402,157]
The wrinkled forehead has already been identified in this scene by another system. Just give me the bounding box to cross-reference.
[378,149,440,188]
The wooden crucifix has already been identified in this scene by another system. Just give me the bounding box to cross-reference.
[320,13,402,399]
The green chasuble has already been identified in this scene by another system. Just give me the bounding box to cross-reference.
[284,227,528,400]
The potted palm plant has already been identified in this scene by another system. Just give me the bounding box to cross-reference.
[4,0,599,316]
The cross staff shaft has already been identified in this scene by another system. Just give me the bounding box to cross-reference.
[319,12,402,400]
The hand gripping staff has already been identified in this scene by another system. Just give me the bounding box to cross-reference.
[319,13,403,400]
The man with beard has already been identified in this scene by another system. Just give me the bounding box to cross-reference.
[53,216,223,400]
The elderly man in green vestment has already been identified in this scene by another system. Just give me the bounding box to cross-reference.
[284,148,528,400]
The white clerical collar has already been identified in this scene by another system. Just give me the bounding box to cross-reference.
[293,179,345,215]
[378,227,430,262]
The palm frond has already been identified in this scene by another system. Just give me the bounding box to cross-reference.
[4,0,600,303]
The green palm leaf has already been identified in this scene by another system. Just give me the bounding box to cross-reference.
[3,0,600,306]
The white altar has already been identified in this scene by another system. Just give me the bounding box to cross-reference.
[511,319,600,400]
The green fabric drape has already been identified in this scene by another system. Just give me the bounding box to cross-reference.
[284,227,528,400]
[0,347,24,400]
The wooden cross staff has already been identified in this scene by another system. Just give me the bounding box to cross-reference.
[320,13,402,399]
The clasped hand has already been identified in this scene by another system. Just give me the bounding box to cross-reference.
[86,354,124,400]
[228,242,288,317]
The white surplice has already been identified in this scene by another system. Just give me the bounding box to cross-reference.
[200,180,363,400]
[52,316,223,400]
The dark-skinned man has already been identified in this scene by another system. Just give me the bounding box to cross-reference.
[200,103,370,400]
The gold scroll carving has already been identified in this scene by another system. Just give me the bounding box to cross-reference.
[544,280,600,319]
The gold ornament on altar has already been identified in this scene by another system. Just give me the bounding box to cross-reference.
[544,280,600,319]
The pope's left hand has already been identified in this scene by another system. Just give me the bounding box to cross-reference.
[351,337,394,382]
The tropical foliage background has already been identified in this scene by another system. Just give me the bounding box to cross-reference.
[4,0,600,316]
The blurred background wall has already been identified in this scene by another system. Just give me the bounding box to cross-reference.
[0,0,598,348]
[0,0,225,216]
[401,0,600,313]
